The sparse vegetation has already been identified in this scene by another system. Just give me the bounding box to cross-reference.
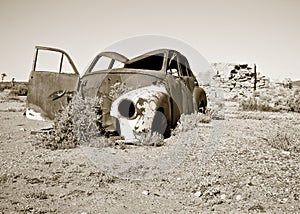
[240,87,300,113]
[1,73,7,82]
[268,132,300,153]
[38,94,105,150]
[138,131,164,146]
[38,101,78,150]
[2,77,300,213]
[172,112,212,135]
[109,82,133,100]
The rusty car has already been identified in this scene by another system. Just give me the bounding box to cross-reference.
[26,46,207,141]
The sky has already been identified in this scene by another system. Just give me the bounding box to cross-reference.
[0,0,299,81]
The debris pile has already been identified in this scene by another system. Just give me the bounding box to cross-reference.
[211,63,270,91]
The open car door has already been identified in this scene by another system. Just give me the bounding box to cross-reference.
[26,46,80,120]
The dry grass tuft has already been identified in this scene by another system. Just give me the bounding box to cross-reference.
[172,112,212,135]
[138,132,165,147]
[268,132,300,153]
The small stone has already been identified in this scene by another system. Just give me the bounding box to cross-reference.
[281,151,290,156]
[280,198,288,203]
[220,194,226,200]
[194,191,202,197]
[142,190,149,195]
[236,195,242,201]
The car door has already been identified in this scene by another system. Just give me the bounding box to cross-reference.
[26,46,80,120]
[166,52,194,119]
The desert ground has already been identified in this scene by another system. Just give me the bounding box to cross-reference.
[0,87,300,213]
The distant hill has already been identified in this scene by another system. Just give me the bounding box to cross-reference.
[293,80,300,87]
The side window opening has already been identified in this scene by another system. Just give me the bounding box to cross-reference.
[167,53,179,77]
[179,56,189,76]
[35,49,75,74]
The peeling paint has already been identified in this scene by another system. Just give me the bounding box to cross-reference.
[111,85,168,141]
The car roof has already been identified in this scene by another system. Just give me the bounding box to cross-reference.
[96,51,129,63]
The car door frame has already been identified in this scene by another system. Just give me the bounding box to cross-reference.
[26,46,80,120]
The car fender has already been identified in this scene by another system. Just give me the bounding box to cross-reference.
[110,85,171,141]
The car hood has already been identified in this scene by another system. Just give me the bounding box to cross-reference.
[79,68,166,97]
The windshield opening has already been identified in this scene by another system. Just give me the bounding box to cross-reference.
[125,53,164,71]
[89,55,125,72]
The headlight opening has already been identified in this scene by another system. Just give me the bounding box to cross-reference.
[118,99,136,118]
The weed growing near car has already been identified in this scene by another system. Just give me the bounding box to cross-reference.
[38,94,106,150]
[38,102,77,150]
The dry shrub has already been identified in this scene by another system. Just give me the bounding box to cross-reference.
[13,84,28,96]
[240,87,300,113]
[38,94,106,150]
[8,84,28,96]
[172,112,211,135]
[208,105,225,120]
[240,96,274,112]
[109,82,133,100]
[38,101,78,150]
[138,131,164,146]
[268,132,300,153]
[72,95,103,144]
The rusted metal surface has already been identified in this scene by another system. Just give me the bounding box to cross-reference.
[26,47,207,140]
[80,49,207,140]
[26,46,79,120]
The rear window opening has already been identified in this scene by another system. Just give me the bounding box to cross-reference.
[125,53,164,71]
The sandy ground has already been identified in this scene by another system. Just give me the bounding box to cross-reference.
[0,94,300,213]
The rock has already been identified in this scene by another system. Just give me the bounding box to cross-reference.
[142,190,149,195]
[194,191,202,197]
[236,195,242,201]
[280,198,288,204]
[281,151,290,156]
[220,194,226,200]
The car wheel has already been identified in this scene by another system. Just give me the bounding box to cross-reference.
[151,110,170,138]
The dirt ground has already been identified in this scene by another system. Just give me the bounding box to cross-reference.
[0,92,300,213]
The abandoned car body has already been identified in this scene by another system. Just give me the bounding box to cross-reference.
[26,46,207,141]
